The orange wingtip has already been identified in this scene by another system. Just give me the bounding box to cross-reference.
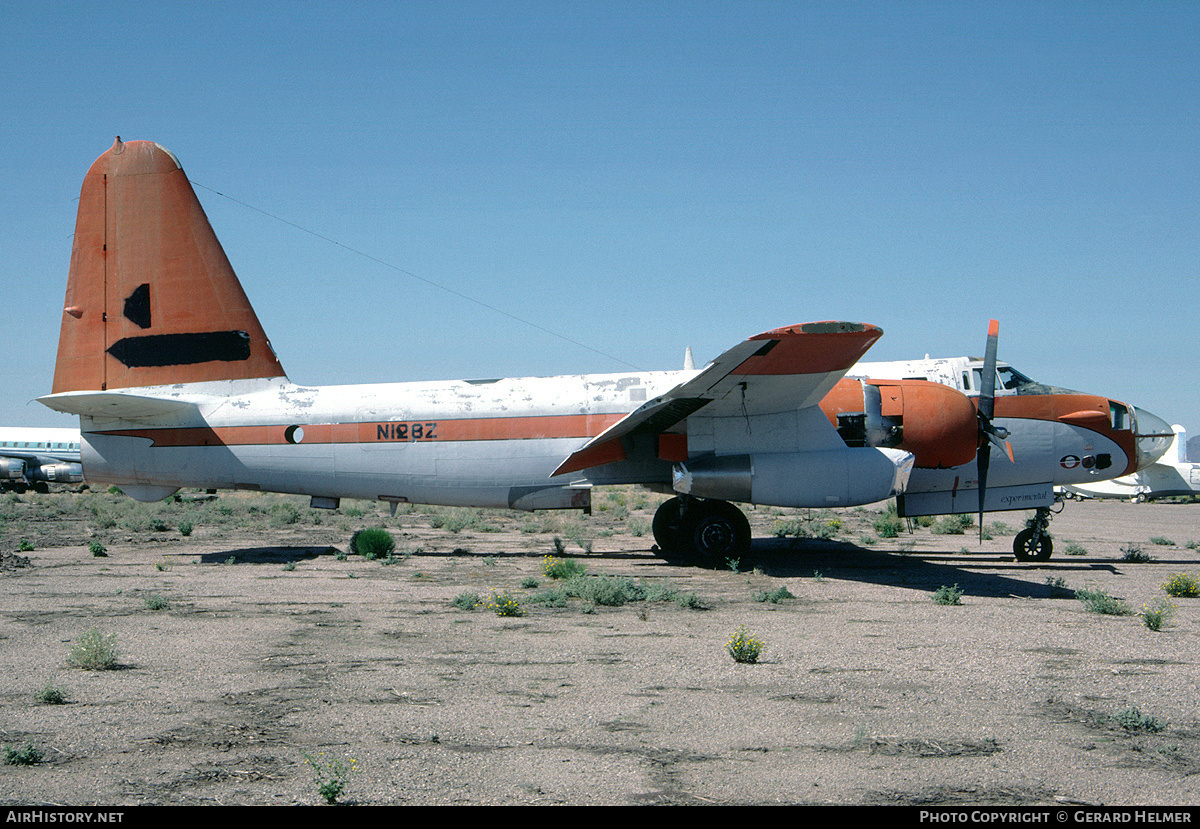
[737,322,883,376]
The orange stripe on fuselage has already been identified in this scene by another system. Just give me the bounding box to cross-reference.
[92,413,630,448]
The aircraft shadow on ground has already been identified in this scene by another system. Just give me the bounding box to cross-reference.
[739,537,1125,599]
[193,538,1173,602]
[198,546,333,565]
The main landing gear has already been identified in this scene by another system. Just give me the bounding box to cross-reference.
[1013,504,1058,562]
[652,496,752,565]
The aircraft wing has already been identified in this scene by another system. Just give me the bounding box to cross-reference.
[553,322,883,475]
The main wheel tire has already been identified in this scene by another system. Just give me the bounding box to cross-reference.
[678,501,751,565]
[652,497,685,558]
[1013,528,1053,562]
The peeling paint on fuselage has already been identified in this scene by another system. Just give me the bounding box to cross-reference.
[79,370,693,508]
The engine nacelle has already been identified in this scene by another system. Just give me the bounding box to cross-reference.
[821,378,979,468]
[672,447,914,508]
[0,458,26,479]
[27,463,85,484]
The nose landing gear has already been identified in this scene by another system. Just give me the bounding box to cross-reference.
[1013,504,1058,561]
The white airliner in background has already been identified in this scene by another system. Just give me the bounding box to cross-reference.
[0,427,84,492]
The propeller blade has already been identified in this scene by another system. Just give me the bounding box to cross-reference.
[983,429,1016,463]
[977,437,991,543]
[978,319,999,424]
[977,319,1000,543]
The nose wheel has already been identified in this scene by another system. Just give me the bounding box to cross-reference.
[1013,506,1054,561]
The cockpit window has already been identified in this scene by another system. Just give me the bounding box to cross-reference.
[1110,402,1129,431]
[996,366,1034,390]
[972,365,1036,393]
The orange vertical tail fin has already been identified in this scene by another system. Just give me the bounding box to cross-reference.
[52,138,286,393]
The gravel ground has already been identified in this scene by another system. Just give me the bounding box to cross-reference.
[0,492,1198,806]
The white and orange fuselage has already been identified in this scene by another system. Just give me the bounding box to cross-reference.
[60,370,1146,515]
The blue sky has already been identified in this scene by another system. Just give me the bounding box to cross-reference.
[3,1,1197,440]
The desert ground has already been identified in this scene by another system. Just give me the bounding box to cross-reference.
[0,487,1198,806]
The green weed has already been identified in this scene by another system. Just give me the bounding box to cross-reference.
[450,591,481,610]
[727,626,765,664]
[931,515,973,536]
[143,593,169,611]
[1141,599,1176,631]
[542,554,587,579]
[564,575,646,608]
[932,584,963,605]
[673,591,709,610]
[1162,573,1200,598]
[527,587,570,608]
[3,743,43,766]
[349,527,396,560]
[304,751,355,804]
[1075,588,1133,616]
[642,580,708,609]
[484,590,524,617]
[1121,542,1153,562]
[67,628,118,670]
[35,684,67,705]
[755,586,796,604]
[1111,707,1165,733]
[873,513,904,539]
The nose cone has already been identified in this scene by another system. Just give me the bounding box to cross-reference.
[1134,406,1174,469]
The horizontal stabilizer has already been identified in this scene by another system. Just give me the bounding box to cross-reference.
[36,391,198,420]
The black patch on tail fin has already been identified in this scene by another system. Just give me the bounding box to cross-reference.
[107,331,252,368]
[123,284,152,329]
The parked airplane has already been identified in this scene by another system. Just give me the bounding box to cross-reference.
[37,139,1159,565]
[1060,425,1200,502]
[0,427,84,492]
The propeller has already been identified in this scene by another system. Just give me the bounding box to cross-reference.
[976,319,1014,542]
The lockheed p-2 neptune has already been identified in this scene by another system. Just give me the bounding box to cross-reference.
[39,139,1164,564]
